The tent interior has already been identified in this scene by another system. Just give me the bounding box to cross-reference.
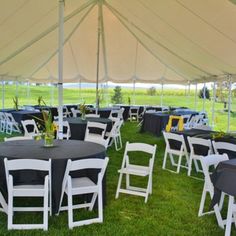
[1,0,236,84]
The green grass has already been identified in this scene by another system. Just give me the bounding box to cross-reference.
[1,84,235,131]
[0,123,231,235]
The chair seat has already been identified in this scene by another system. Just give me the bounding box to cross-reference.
[13,184,45,196]
[118,164,149,176]
[65,177,98,195]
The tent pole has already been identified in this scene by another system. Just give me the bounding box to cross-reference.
[187,82,190,108]
[27,81,30,105]
[203,83,206,112]
[132,78,136,105]
[105,81,109,107]
[194,83,197,110]
[227,75,232,132]
[15,80,19,97]
[50,82,54,106]
[58,0,64,140]
[2,80,5,109]
[211,81,216,128]
[95,1,102,113]
[79,79,82,102]
[161,83,164,107]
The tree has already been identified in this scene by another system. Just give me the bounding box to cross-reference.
[147,86,156,96]
[199,86,210,100]
[111,86,123,104]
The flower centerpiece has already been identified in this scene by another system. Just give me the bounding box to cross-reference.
[42,110,57,147]
[13,96,19,111]
[78,103,88,120]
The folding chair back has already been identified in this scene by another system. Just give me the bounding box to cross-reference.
[21,119,40,137]
[116,142,157,203]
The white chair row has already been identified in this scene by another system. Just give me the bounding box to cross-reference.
[3,156,109,231]
[0,112,21,135]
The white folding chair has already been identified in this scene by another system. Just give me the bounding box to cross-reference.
[212,141,236,157]
[62,106,71,117]
[129,107,139,122]
[108,109,119,119]
[5,113,21,134]
[199,154,229,229]
[4,158,51,231]
[117,108,125,122]
[58,157,109,229]
[71,108,81,118]
[84,121,107,147]
[162,132,189,173]
[105,118,123,151]
[187,137,213,177]
[225,195,236,236]
[116,142,157,203]
[4,136,33,142]
[85,114,100,118]
[0,112,6,132]
[182,114,191,129]
[54,120,71,140]
[21,119,40,137]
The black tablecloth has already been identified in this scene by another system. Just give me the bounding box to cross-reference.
[0,140,106,214]
[0,108,17,113]
[10,110,43,124]
[33,106,58,119]
[173,129,236,158]
[211,159,236,208]
[89,108,114,119]
[140,113,170,136]
[66,117,113,140]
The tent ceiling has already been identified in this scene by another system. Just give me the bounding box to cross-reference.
[0,0,236,84]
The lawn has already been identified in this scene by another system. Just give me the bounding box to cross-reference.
[1,83,236,131]
[0,123,230,236]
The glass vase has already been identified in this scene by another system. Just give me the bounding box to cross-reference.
[44,134,54,147]
[81,112,86,120]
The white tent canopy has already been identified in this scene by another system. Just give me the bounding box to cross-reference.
[1,0,236,84]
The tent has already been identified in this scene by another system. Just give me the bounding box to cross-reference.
[1,0,236,84]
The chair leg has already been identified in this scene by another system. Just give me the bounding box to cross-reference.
[219,192,225,211]
[126,173,130,189]
[89,193,98,211]
[98,184,103,223]
[115,173,123,199]
[188,156,193,176]
[176,154,183,173]
[198,184,207,216]
[225,196,234,236]
[67,180,73,229]
[7,190,13,230]
[162,150,168,169]
[43,182,49,231]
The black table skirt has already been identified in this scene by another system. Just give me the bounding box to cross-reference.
[140,113,169,136]
[0,140,106,214]
[66,117,113,140]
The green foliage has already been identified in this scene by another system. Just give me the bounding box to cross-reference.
[147,86,156,96]
[12,96,19,111]
[199,86,210,99]
[111,86,123,104]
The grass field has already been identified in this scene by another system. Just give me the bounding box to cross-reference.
[1,83,236,131]
[0,122,230,236]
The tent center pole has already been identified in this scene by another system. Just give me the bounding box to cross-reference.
[203,83,206,112]
[211,82,216,128]
[58,0,64,140]
[2,80,5,109]
[227,75,232,132]
[160,83,164,107]
[194,83,197,110]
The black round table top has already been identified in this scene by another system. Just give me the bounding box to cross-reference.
[0,139,106,160]
[66,117,112,125]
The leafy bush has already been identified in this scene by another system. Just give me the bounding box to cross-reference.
[111,86,123,104]
[199,86,210,99]
[147,86,156,96]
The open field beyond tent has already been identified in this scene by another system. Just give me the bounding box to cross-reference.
[1,84,236,131]
[0,123,230,236]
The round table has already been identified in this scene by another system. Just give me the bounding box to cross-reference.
[66,117,113,140]
[0,140,106,214]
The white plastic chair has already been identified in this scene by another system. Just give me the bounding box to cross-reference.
[117,108,125,122]
[62,106,71,117]
[116,142,157,203]
[71,108,81,118]
[54,120,71,140]
[212,141,236,157]
[0,112,6,132]
[108,109,119,119]
[225,195,236,236]
[84,121,107,147]
[105,118,123,151]
[21,119,40,137]
[187,137,213,177]
[162,132,189,173]
[4,158,51,231]
[129,107,139,122]
[58,157,109,229]
[85,114,100,118]
[5,113,21,134]
[4,136,33,142]
[199,154,229,229]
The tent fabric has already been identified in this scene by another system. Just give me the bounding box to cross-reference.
[0,0,236,84]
